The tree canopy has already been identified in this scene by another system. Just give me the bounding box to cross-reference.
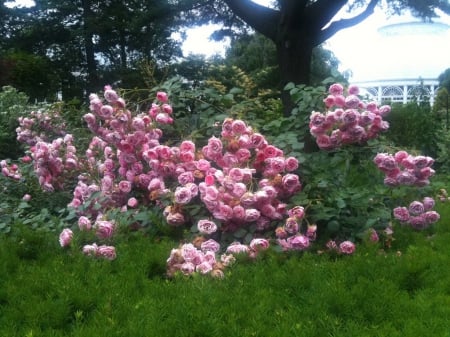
[212,0,450,113]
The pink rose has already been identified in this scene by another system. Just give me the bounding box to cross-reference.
[174,186,192,204]
[213,203,233,221]
[245,208,261,222]
[197,219,218,235]
[226,242,249,254]
[22,194,32,201]
[249,238,270,251]
[329,83,344,96]
[196,261,213,274]
[393,206,410,222]
[127,197,138,208]
[422,197,435,211]
[316,134,332,150]
[409,215,427,230]
[281,173,301,193]
[156,91,168,103]
[83,243,99,256]
[166,212,185,226]
[284,217,299,234]
[201,239,221,253]
[339,241,355,254]
[59,228,73,247]
[231,119,247,134]
[97,245,117,260]
[207,136,223,155]
[228,167,244,181]
[285,157,299,171]
[181,243,197,261]
[287,206,305,220]
[95,220,115,239]
[347,84,360,95]
[118,180,132,193]
[275,227,288,239]
[424,211,440,224]
[408,201,425,215]
[232,205,246,221]
[180,262,195,275]
[287,235,310,250]
[345,95,360,109]
[78,216,92,231]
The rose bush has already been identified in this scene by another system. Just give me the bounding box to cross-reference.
[4,82,442,278]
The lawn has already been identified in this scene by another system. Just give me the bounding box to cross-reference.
[1,203,449,337]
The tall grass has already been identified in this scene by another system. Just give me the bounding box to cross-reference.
[1,204,449,337]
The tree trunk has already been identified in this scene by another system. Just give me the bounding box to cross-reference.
[276,36,313,116]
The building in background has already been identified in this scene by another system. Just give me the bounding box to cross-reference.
[327,9,450,105]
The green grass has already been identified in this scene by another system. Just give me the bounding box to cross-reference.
[1,205,450,337]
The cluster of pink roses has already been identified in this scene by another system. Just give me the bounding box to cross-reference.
[373,151,435,187]
[275,206,317,251]
[325,240,356,255]
[16,108,67,146]
[309,83,391,150]
[28,134,79,192]
[393,197,440,230]
[1,159,21,180]
[167,217,271,277]
[17,85,303,262]
[59,217,117,260]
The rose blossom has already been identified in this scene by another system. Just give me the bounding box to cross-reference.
[201,239,221,253]
[78,216,92,231]
[424,211,440,224]
[174,186,192,204]
[285,157,299,171]
[180,262,195,275]
[284,217,299,234]
[226,242,249,254]
[83,243,99,256]
[422,197,435,211]
[156,91,168,103]
[287,206,305,219]
[196,261,213,274]
[96,220,115,239]
[197,219,218,234]
[339,241,356,254]
[97,245,117,260]
[393,207,410,222]
[287,235,310,250]
[59,228,73,247]
[249,238,270,251]
[127,197,138,208]
[245,208,261,222]
[118,180,132,193]
[166,212,185,226]
[408,201,425,215]
[329,83,344,95]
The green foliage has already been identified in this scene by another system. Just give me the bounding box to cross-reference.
[0,51,59,101]
[384,102,441,157]
[1,215,449,336]
[0,86,29,159]
[0,158,72,234]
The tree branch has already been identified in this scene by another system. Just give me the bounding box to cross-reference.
[223,0,280,40]
[317,0,379,44]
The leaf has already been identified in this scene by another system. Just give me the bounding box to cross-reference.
[233,228,247,239]
[336,198,346,209]
[229,87,243,94]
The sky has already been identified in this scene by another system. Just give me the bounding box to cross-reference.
[7,0,450,82]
